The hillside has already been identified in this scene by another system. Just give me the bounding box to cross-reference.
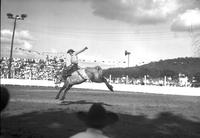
[103,57,200,79]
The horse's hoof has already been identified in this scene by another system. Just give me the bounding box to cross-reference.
[60,97,65,101]
[55,100,61,104]
[55,96,59,99]
[60,100,65,104]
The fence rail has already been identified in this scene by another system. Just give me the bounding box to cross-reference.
[1,79,200,96]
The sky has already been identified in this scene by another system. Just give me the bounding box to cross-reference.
[1,0,200,68]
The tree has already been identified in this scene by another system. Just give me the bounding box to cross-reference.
[193,72,200,82]
[160,69,177,78]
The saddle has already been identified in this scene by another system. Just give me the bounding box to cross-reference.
[63,64,80,78]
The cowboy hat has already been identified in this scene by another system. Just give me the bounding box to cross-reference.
[67,49,75,53]
[77,103,119,128]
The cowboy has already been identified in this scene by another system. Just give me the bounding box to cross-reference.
[64,46,88,77]
[70,103,119,138]
[55,47,88,84]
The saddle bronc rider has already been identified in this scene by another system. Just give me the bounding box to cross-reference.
[61,46,88,81]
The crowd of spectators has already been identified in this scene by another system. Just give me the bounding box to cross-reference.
[0,56,64,81]
[0,57,193,87]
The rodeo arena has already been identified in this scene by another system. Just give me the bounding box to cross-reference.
[1,3,200,137]
[1,51,200,138]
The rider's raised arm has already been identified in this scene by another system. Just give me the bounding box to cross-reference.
[75,47,88,55]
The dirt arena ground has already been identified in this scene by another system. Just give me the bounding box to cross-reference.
[1,85,200,138]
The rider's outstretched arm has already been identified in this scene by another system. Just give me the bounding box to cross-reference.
[75,47,88,55]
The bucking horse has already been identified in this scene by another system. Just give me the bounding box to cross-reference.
[55,66,114,101]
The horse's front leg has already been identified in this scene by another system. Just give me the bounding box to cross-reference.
[60,85,72,101]
[55,84,65,99]
[102,77,114,92]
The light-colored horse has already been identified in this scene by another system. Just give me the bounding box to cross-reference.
[55,66,113,101]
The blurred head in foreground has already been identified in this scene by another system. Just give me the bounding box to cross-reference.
[0,86,10,112]
[77,103,119,129]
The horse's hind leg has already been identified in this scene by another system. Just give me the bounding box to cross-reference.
[55,84,66,99]
[102,77,114,92]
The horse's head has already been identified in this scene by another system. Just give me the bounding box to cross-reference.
[95,66,102,71]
